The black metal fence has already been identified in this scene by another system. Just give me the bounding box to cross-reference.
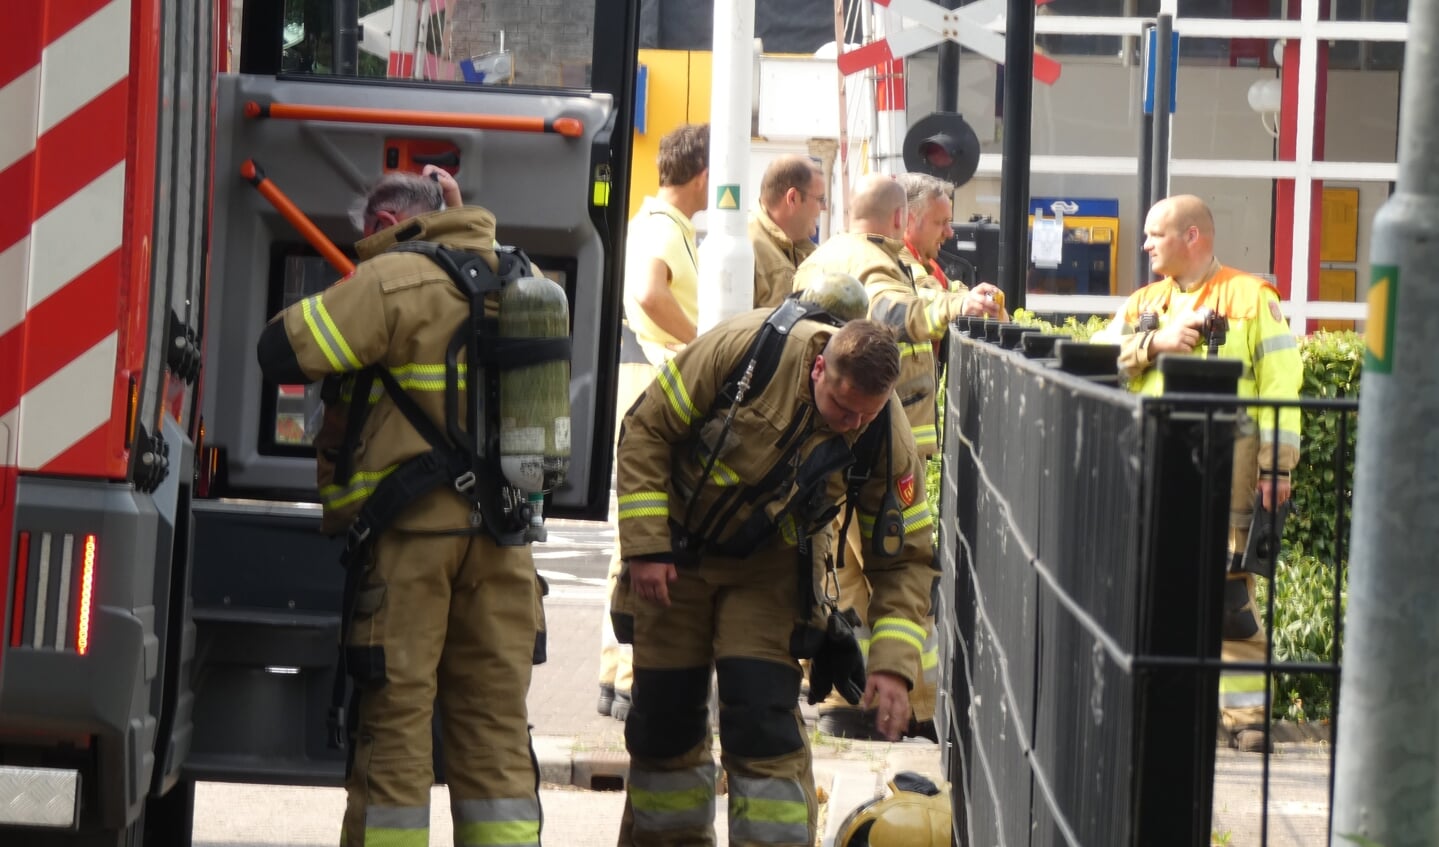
[936,323,1356,846]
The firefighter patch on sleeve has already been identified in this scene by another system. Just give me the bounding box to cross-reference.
[897,473,916,507]
[1269,300,1284,323]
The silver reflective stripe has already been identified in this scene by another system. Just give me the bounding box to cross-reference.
[628,765,716,833]
[55,534,74,650]
[33,533,51,648]
[366,804,430,829]
[0,765,80,828]
[728,775,811,845]
[453,797,541,822]
[1221,690,1267,709]
[453,796,541,847]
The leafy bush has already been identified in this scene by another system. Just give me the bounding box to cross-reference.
[1263,330,1361,722]
[1283,331,1363,567]
[1259,555,1347,722]
[1010,308,1108,342]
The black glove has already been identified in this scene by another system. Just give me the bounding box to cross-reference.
[807,609,867,706]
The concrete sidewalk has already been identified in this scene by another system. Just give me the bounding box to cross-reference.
[532,731,946,847]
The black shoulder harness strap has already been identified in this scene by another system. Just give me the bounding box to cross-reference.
[679,299,900,559]
[328,240,566,750]
[716,297,843,409]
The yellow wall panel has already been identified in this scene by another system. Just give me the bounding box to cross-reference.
[629,50,714,219]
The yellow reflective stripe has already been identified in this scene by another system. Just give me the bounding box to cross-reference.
[1219,672,1266,694]
[363,828,430,847]
[630,783,714,815]
[300,296,362,371]
[732,796,808,824]
[871,617,926,652]
[390,363,462,391]
[859,502,932,538]
[656,360,697,425]
[924,299,944,337]
[618,491,669,520]
[455,821,541,847]
[709,458,741,487]
[912,424,938,449]
[320,465,399,509]
[898,341,929,359]
[904,501,933,534]
[778,515,799,546]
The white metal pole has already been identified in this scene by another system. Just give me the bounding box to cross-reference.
[872,7,907,176]
[696,0,757,331]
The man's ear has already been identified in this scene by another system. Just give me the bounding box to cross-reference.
[811,354,826,383]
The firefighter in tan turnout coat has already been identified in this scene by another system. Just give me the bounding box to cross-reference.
[610,310,935,847]
[257,170,544,847]
[792,174,1003,739]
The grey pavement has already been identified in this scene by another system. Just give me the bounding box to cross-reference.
[190,518,1336,845]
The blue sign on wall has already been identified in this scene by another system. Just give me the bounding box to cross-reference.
[1031,198,1120,218]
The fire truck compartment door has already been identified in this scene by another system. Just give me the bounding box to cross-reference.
[205,73,617,518]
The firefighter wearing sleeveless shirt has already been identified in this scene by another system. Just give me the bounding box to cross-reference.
[257,180,543,846]
[1094,194,1301,750]
[611,310,934,847]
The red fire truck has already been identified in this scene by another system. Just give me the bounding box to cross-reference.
[0,1,636,843]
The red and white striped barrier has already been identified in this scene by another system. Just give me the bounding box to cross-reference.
[838,0,1062,85]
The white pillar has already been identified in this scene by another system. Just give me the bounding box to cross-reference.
[696,0,757,331]
[872,7,908,176]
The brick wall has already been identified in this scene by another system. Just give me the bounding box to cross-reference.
[449,0,597,87]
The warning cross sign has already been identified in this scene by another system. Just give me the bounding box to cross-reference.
[837,0,1062,85]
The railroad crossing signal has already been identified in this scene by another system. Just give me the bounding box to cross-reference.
[837,0,1062,85]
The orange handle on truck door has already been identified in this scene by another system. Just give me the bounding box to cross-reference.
[239,159,355,276]
[244,101,584,138]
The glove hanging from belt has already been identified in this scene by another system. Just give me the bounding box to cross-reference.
[808,607,867,706]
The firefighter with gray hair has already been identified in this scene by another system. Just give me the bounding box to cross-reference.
[257,166,562,846]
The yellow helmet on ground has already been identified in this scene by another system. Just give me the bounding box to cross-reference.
[836,772,952,847]
[796,271,870,323]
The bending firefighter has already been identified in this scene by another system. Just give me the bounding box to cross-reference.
[792,174,1002,740]
[610,296,935,847]
[1094,193,1301,754]
[256,170,570,846]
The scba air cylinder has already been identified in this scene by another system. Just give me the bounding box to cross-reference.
[498,275,571,494]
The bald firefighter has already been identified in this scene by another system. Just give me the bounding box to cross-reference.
[256,171,550,846]
[791,174,1001,740]
[611,311,934,847]
[1094,193,1302,753]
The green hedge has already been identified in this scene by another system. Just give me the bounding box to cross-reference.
[1267,330,1362,722]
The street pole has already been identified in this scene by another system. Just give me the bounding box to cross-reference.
[1150,14,1173,208]
[696,0,757,331]
[1136,24,1154,288]
[997,0,1035,311]
[1331,2,1439,844]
